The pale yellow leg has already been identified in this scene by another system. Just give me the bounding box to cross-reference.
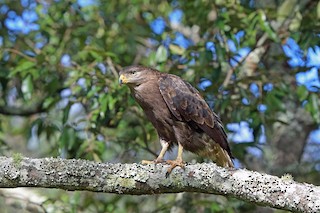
[166,143,185,175]
[141,140,169,164]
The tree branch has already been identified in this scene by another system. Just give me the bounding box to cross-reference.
[0,87,64,117]
[0,103,46,116]
[0,157,319,212]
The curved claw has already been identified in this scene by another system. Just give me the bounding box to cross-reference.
[141,158,165,164]
[165,159,185,177]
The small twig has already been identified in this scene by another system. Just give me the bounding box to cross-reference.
[222,31,271,88]
[4,48,37,62]
[222,53,248,88]
[106,57,119,77]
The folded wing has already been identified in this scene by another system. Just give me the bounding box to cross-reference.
[159,74,233,158]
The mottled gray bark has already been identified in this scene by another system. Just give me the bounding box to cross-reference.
[0,157,319,212]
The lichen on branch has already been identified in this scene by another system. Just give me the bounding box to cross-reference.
[0,157,319,213]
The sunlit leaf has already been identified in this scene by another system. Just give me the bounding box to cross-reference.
[21,75,34,100]
[155,45,168,63]
[169,44,185,55]
[10,60,36,77]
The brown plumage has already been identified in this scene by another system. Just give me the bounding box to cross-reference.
[119,65,234,173]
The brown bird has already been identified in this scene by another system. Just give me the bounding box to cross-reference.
[119,65,234,174]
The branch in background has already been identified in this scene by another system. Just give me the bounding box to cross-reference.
[0,102,46,116]
[0,85,66,116]
[0,157,319,213]
[222,52,248,88]
[4,48,37,63]
[106,56,119,77]
[222,33,270,88]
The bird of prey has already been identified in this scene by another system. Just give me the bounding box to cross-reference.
[119,65,234,174]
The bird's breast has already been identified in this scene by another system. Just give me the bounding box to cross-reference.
[132,84,176,141]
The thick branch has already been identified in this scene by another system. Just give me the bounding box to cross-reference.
[0,157,319,212]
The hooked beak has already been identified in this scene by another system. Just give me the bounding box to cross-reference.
[119,74,127,85]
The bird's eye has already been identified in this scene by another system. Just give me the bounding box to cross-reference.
[131,71,136,74]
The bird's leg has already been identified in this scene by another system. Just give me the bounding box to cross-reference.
[165,142,185,175]
[141,139,169,164]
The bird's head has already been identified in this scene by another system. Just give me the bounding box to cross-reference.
[119,65,154,87]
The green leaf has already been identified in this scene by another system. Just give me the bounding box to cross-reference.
[43,97,56,109]
[77,140,90,158]
[62,104,71,124]
[155,45,168,63]
[21,75,34,100]
[265,92,284,111]
[10,60,36,77]
[169,44,185,55]
[89,50,103,61]
[104,51,118,58]
[306,93,320,123]
[297,85,309,101]
[277,0,296,22]
[258,10,278,42]
[99,94,108,117]
[59,127,76,152]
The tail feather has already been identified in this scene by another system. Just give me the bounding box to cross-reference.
[197,143,234,168]
[215,147,234,168]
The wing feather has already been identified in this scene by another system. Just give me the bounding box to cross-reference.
[159,74,232,157]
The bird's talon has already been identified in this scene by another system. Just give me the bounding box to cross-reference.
[154,158,165,164]
[141,159,164,165]
[165,159,185,176]
[141,160,154,164]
